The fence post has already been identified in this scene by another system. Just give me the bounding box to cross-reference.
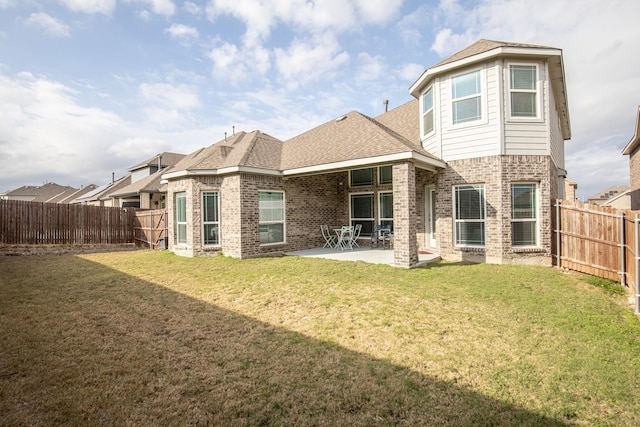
[635,214,640,314]
[555,200,561,269]
[620,211,626,287]
[149,209,153,249]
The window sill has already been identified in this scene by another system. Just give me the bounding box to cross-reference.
[510,247,545,253]
[456,246,486,252]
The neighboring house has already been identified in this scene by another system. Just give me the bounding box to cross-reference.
[163,39,571,267]
[601,189,631,209]
[1,182,97,203]
[109,153,185,208]
[622,105,640,210]
[587,185,630,206]
[74,152,184,208]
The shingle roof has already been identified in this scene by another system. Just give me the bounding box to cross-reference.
[431,39,555,68]
[109,170,166,197]
[170,131,283,173]
[280,109,440,170]
[6,183,74,199]
[127,152,186,171]
[374,99,420,144]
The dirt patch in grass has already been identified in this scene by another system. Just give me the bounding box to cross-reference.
[0,243,139,256]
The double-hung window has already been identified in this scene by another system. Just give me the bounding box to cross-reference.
[454,184,485,246]
[422,86,434,135]
[202,192,220,245]
[509,64,538,118]
[259,191,284,244]
[511,183,538,246]
[175,192,187,244]
[350,193,374,237]
[451,70,482,125]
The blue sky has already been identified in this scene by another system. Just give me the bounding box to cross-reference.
[1,0,638,201]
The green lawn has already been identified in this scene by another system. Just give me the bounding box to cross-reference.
[1,250,639,426]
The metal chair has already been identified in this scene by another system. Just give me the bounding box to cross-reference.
[336,226,354,251]
[350,224,362,247]
[321,224,336,248]
[371,225,392,249]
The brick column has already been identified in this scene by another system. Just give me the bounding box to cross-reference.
[393,162,418,267]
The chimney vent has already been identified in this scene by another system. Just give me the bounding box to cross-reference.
[384,99,389,112]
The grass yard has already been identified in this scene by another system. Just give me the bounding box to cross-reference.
[1,250,639,426]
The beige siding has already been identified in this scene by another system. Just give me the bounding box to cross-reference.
[504,61,550,156]
[436,62,501,162]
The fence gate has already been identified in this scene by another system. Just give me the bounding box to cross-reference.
[133,209,167,249]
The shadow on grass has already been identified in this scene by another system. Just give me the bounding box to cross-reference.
[0,255,568,426]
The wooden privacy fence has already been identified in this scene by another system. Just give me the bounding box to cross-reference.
[133,209,167,249]
[0,199,135,244]
[554,199,640,313]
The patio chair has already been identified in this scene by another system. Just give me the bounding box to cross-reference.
[336,226,354,251]
[350,223,362,247]
[321,224,336,248]
[371,225,392,249]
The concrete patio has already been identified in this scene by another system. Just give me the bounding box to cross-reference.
[285,246,441,268]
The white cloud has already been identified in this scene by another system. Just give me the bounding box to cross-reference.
[275,34,349,89]
[25,12,71,38]
[139,82,201,128]
[139,83,201,109]
[108,137,173,160]
[208,42,271,84]
[127,0,176,17]
[165,24,199,43]
[357,52,385,82]
[0,0,16,7]
[183,1,201,15]
[354,0,403,25]
[398,63,425,83]
[60,0,116,15]
[0,72,132,187]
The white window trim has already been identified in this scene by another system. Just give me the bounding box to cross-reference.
[511,182,540,247]
[453,184,486,248]
[378,191,393,228]
[450,67,487,129]
[506,62,542,122]
[258,190,286,246]
[175,192,187,245]
[202,191,220,247]
[421,85,435,138]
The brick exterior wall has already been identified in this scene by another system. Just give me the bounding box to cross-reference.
[436,155,555,265]
[392,162,418,267]
[629,149,640,210]
[166,156,555,265]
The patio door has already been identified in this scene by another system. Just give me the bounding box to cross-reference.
[425,186,436,248]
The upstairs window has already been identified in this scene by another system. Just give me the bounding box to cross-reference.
[452,70,482,125]
[454,184,485,247]
[422,86,434,135]
[509,64,538,117]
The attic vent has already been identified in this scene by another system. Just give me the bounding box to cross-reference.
[335,115,347,122]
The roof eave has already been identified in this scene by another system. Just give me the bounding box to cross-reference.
[409,46,563,98]
[622,106,640,155]
[163,167,282,180]
[283,152,446,177]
